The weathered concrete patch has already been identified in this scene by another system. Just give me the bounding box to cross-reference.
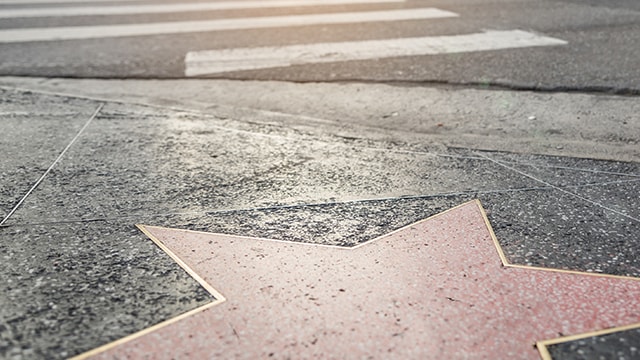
[0,89,101,220]
[1,77,638,162]
[0,221,214,359]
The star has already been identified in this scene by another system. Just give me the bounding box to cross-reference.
[83,200,640,359]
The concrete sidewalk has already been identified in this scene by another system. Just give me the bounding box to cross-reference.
[1,78,639,359]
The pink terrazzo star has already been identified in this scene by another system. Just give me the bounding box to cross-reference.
[83,200,640,359]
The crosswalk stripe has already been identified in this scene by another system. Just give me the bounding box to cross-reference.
[0,0,405,19]
[0,8,457,43]
[185,30,568,76]
[0,0,146,4]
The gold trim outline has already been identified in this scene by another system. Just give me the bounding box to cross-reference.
[139,200,479,251]
[69,224,226,360]
[75,199,640,360]
[477,199,640,282]
[536,323,640,360]
[137,224,227,301]
[70,200,480,359]
[476,199,640,359]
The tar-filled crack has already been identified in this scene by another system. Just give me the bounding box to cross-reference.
[285,78,640,98]
[183,76,640,98]
[12,74,640,97]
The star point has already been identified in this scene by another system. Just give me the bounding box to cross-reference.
[83,200,640,359]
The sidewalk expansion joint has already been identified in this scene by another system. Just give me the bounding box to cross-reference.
[0,103,104,226]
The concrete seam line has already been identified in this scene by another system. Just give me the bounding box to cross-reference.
[0,103,104,226]
[476,152,640,223]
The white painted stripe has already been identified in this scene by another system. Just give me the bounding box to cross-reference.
[0,0,144,3]
[0,0,404,19]
[0,8,457,43]
[185,30,568,76]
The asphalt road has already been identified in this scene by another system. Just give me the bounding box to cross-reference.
[1,0,639,92]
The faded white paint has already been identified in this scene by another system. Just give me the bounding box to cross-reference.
[185,30,568,76]
[0,0,404,19]
[0,0,145,4]
[0,8,457,43]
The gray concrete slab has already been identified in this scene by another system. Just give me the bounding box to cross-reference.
[146,195,471,247]
[3,101,544,226]
[2,78,638,162]
[488,152,640,186]
[0,220,213,359]
[546,326,640,360]
[1,83,638,358]
[483,187,639,277]
[482,151,640,221]
[577,181,640,221]
[0,89,101,220]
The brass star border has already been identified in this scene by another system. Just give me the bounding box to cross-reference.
[71,199,640,360]
[537,322,640,360]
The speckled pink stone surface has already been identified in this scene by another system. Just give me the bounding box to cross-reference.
[91,201,640,359]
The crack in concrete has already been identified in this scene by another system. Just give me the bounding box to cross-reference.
[5,75,640,97]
